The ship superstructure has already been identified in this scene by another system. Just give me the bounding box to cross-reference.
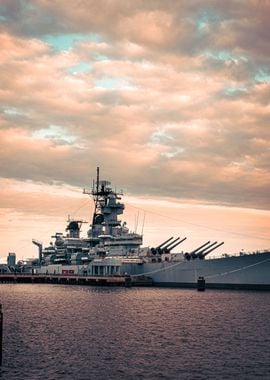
[84,167,142,255]
[33,167,142,267]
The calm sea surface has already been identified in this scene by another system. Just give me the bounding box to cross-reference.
[0,284,270,380]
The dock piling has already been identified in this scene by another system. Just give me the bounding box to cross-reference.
[124,275,132,288]
[197,276,206,291]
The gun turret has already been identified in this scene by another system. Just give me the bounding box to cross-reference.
[151,237,174,255]
[198,242,224,259]
[167,237,187,252]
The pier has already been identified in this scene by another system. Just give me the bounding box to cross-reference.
[0,273,152,287]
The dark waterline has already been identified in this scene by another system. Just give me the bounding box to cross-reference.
[0,284,270,380]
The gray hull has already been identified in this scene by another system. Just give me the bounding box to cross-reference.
[122,252,270,290]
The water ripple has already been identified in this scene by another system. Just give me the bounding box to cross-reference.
[0,285,270,379]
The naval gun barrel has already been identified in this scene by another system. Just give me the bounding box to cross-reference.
[199,242,224,259]
[162,237,181,252]
[167,237,187,252]
[155,237,174,249]
[190,241,211,255]
[196,241,217,256]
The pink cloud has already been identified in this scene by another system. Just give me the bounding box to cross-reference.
[0,2,269,259]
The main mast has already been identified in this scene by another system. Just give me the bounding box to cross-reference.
[84,167,124,238]
[92,166,101,227]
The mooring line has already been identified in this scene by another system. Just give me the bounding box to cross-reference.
[131,259,187,277]
[131,256,270,279]
[204,258,270,279]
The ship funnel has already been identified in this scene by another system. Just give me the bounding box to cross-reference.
[32,239,43,262]
[199,242,224,258]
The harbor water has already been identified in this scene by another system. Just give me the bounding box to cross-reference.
[0,284,270,380]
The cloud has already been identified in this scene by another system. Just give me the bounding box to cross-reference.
[0,0,269,219]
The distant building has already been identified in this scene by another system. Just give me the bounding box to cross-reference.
[0,264,11,273]
[7,252,16,267]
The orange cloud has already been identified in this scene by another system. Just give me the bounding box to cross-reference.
[0,1,269,260]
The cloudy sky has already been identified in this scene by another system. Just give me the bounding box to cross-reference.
[1,0,270,261]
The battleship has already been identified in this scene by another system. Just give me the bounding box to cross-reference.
[2,168,270,289]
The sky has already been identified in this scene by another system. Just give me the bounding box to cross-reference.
[0,0,270,261]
